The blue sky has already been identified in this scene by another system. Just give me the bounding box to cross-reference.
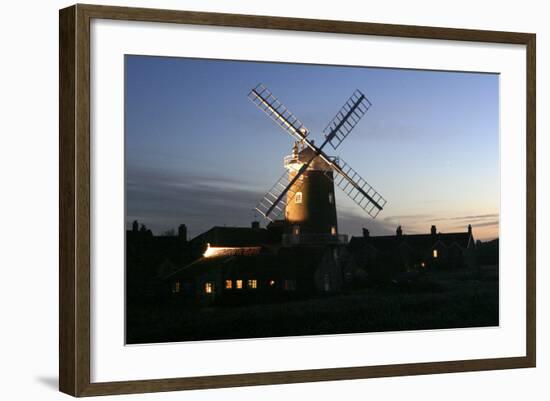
[125,55,499,241]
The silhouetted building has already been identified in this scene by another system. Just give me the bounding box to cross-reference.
[128,220,479,306]
[164,243,360,305]
[349,224,477,273]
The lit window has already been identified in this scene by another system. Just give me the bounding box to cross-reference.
[172,281,180,293]
[268,279,276,287]
[225,280,232,289]
[331,226,337,235]
[204,282,213,294]
[248,279,257,289]
[421,262,426,268]
[433,249,438,258]
[295,192,303,204]
[328,193,334,204]
[293,226,300,235]
[236,279,243,289]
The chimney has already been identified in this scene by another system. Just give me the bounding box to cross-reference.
[396,225,403,237]
[468,224,472,236]
[362,228,370,238]
[178,224,187,242]
[430,225,437,236]
[251,221,260,230]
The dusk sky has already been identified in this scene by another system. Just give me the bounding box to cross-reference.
[125,55,499,241]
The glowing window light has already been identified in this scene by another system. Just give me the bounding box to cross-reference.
[433,249,438,258]
[331,226,337,235]
[421,262,426,268]
[172,281,180,293]
[295,192,303,204]
[268,279,276,287]
[204,282,213,294]
[328,193,334,204]
[236,280,243,289]
[248,279,257,289]
[225,280,232,289]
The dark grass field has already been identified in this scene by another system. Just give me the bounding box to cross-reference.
[126,265,498,344]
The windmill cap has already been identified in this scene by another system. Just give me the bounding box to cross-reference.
[290,147,332,171]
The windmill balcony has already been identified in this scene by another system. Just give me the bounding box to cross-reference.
[284,154,301,169]
[282,233,348,246]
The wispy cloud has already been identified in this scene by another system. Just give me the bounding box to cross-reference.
[338,209,395,237]
[126,166,264,238]
[449,220,499,229]
[428,213,499,222]
[382,213,435,223]
[373,211,499,239]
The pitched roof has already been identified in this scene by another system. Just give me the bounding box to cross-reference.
[349,231,472,253]
[189,226,274,247]
[165,245,329,280]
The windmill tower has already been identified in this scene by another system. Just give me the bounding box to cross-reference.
[248,84,387,246]
[284,141,338,237]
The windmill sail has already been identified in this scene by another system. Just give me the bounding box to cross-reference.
[323,90,372,150]
[255,168,306,221]
[248,83,386,222]
[248,84,309,143]
[325,157,386,218]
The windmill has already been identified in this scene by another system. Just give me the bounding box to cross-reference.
[248,83,386,245]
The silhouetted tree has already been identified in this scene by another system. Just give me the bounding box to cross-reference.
[162,228,176,237]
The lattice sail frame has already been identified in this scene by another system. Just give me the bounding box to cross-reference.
[248,83,309,142]
[255,166,305,221]
[324,157,387,218]
[249,83,386,222]
[323,89,372,150]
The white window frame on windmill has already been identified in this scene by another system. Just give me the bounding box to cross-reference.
[328,192,334,204]
[295,191,303,204]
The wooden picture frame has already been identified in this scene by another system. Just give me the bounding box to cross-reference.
[59,3,536,397]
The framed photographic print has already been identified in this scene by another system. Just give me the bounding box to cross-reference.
[59,4,536,397]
